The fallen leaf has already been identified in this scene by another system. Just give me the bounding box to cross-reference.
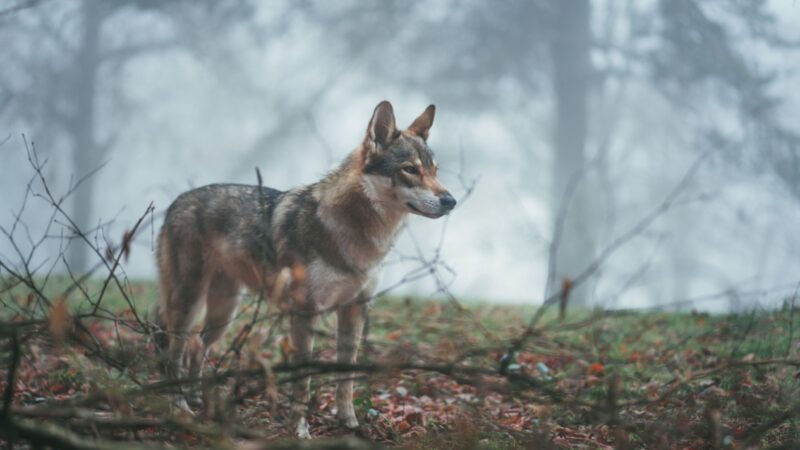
[386,330,402,341]
[279,335,295,359]
[589,363,605,376]
[121,229,134,262]
[48,298,71,344]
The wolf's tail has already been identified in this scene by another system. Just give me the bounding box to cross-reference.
[152,228,172,360]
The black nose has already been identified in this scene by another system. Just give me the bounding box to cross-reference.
[439,193,457,210]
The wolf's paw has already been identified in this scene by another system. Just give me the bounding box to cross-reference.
[295,417,311,439]
[186,393,203,409]
[337,409,360,430]
[172,397,195,415]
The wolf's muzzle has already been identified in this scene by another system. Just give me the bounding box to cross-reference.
[439,192,457,212]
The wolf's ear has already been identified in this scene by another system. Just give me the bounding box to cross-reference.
[407,104,435,141]
[367,100,397,147]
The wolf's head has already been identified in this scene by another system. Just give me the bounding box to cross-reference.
[359,101,456,219]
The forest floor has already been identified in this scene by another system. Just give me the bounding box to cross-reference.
[1,278,799,449]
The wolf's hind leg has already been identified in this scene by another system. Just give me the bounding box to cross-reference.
[335,300,365,429]
[289,308,318,439]
[195,271,240,377]
[160,277,205,412]
[164,280,204,380]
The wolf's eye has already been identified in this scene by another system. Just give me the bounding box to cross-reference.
[402,166,419,175]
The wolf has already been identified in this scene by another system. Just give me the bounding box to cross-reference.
[154,101,456,438]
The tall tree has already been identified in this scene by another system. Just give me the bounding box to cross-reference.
[547,0,594,304]
[0,0,256,272]
[67,0,102,273]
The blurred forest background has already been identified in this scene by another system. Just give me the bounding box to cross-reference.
[2,0,800,311]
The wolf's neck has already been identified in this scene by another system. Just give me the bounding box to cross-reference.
[315,158,405,270]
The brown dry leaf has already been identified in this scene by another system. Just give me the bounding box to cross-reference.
[396,420,411,433]
[48,298,71,344]
[589,363,605,377]
[121,229,134,262]
[386,330,402,341]
[279,335,295,358]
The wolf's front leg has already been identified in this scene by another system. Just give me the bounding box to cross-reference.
[290,310,317,439]
[335,301,365,429]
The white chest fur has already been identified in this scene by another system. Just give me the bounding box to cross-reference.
[305,259,379,311]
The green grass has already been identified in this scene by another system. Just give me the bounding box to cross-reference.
[1,275,157,316]
[2,277,799,448]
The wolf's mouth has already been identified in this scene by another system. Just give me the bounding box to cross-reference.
[406,202,444,219]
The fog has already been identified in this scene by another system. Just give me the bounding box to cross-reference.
[2,0,800,312]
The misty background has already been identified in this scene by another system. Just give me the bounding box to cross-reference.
[2,0,800,312]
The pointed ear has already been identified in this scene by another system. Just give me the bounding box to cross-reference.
[367,100,397,147]
[407,104,435,140]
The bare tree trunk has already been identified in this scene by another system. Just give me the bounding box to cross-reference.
[66,0,101,273]
[549,0,594,306]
